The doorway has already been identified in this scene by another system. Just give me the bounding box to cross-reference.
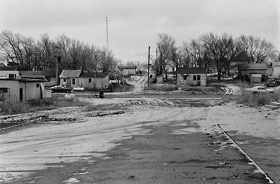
[19,88,23,102]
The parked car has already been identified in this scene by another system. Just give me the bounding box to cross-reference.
[245,86,274,94]
[50,86,72,93]
[265,79,280,87]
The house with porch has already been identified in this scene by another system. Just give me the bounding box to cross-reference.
[177,67,207,87]
[59,70,110,90]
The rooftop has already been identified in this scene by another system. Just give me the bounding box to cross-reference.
[118,65,137,69]
[177,67,206,74]
[60,70,82,78]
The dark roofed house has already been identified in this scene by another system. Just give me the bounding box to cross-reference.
[59,70,110,90]
[239,63,270,83]
[239,63,268,76]
[177,67,207,86]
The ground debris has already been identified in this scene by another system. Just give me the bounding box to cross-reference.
[85,110,125,117]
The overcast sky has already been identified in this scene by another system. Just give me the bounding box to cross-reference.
[0,0,279,63]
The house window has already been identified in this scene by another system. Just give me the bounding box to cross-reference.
[64,79,66,82]
[193,75,201,81]
[8,74,16,79]
[183,75,187,80]
[72,79,75,85]
[36,84,40,88]
[89,78,92,82]
[0,88,8,93]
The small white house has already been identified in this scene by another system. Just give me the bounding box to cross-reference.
[118,65,137,76]
[0,78,47,103]
[177,67,207,86]
[60,70,110,90]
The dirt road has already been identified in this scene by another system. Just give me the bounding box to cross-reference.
[0,95,279,183]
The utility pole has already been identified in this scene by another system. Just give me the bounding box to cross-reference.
[106,15,109,50]
[55,45,61,85]
[147,46,150,86]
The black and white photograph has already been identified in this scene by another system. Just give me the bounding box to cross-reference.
[0,0,279,183]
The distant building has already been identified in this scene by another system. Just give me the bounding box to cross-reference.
[239,63,269,76]
[238,63,271,82]
[177,67,207,86]
[59,70,110,90]
[118,65,137,75]
[272,62,280,78]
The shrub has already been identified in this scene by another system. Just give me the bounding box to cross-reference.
[0,101,30,114]
[0,97,89,115]
[237,90,280,106]
[28,98,55,106]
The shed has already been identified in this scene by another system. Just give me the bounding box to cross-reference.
[118,65,137,76]
[0,78,47,103]
[177,67,207,86]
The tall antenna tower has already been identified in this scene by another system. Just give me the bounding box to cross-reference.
[106,15,109,50]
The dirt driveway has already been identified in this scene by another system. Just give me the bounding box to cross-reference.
[0,95,279,183]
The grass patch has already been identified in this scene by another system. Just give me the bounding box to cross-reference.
[0,97,89,115]
[0,101,30,114]
[144,84,178,91]
[237,90,280,106]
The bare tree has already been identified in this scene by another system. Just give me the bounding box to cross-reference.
[238,35,277,63]
[155,33,176,76]
[201,33,238,80]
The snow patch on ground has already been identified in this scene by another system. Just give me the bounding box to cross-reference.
[64,177,80,184]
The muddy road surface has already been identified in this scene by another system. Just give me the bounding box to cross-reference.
[0,97,279,183]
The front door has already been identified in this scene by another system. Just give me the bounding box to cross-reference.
[19,88,23,102]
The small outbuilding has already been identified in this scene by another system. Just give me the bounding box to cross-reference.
[118,65,137,76]
[177,67,207,87]
[0,78,47,103]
